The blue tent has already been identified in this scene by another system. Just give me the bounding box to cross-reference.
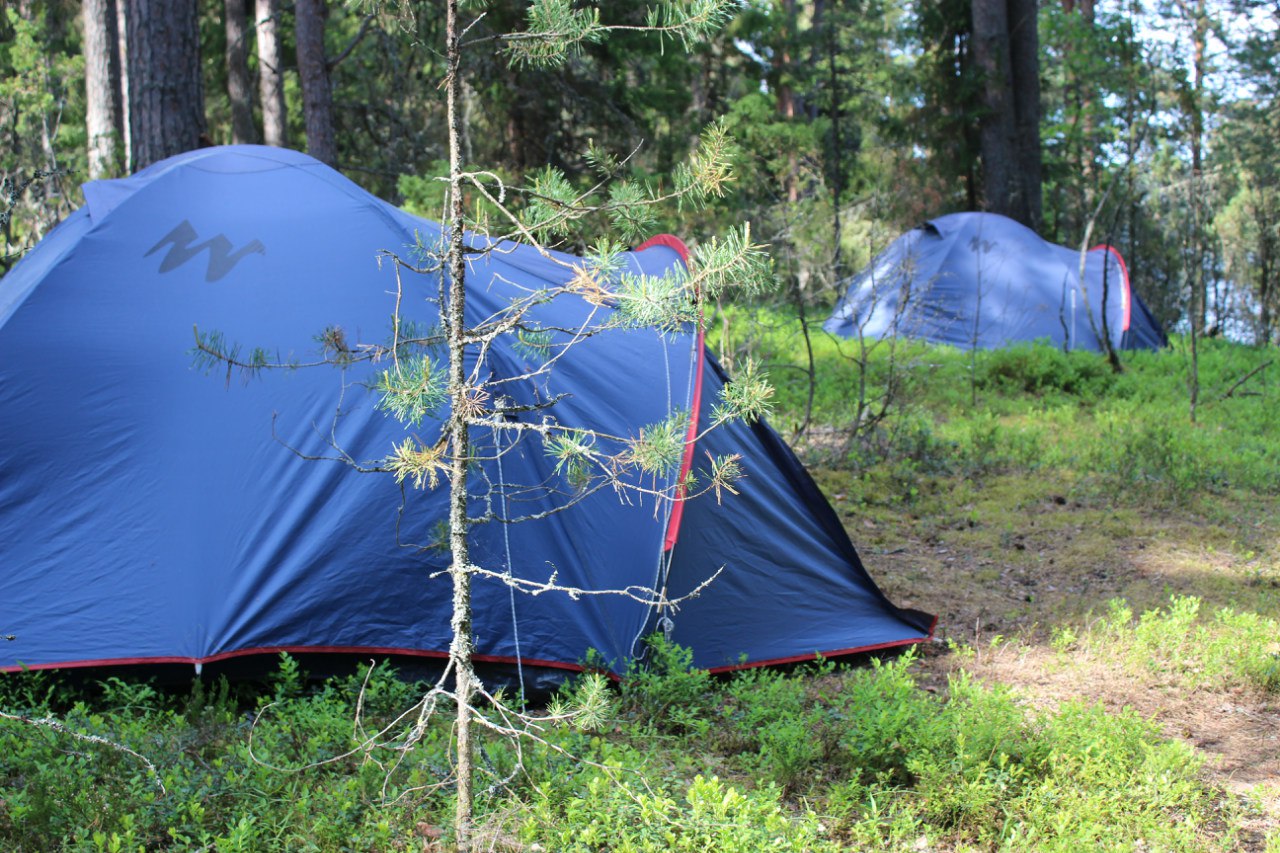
[825,212,1167,352]
[0,146,931,680]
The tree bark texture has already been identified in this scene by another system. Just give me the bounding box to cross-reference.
[124,0,206,171]
[255,0,287,146]
[225,0,257,144]
[115,0,132,169]
[83,0,124,178]
[444,0,475,848]
[972,0,1017,217]
[971,0,1042,229]
[295,0,337,166]
[1007,0,1042,230]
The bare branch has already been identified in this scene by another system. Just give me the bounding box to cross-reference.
[0,709,165,795]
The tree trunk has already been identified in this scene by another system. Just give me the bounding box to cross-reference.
[1258,187,1276,343]
[444,1,475,849]
[83,0,124,178]
[971,0,1018,218]
[775,0,800,206]
[1007,0,1042,230]
[1190,0,1208,334]
[124,0,206,171]
[115,0,132,169]
[295,0,337,166]
[255,0,287,146]
[971,0,1042,228]
[225,0,257,144]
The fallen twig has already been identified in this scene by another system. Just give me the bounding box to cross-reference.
[0,709,166,794]
[1215,359,1272,402]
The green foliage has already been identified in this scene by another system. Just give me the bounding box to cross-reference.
[722,666,826,790]
[1068,596,1280,693]
[189,328,278,380]
[545,428,596,489]
[691,223,774,299]
[509,0,606,67]
[0,3,85,271]
[620,634,714,734]
[524,165,584,239]
[606,179,660,242]
[672,123,737,211]
[386,436,448,489]
[979,342,1116,396]
[729,305,1279,506]
[712,358,773,424]
[0,642,1245,849]
[526,774,832,852]
[0,661,442,850]
[625,410,689,478]
[610,269,698,331]
[374,354,448,427]
[513,327,554,362]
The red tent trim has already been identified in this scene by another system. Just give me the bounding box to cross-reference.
[634,235,702,553]
[1089,244,1132,331]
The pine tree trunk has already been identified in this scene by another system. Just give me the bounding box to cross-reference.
[124,0,206,171]
[444,1,475,848]
[225,0,257,145]
[1007,0,1042,230]
[971,0,1018,219]
[295,0,337,166]
[83,0,124,178]
[255,0,287,146]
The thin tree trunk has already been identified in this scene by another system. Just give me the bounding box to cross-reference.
[1259,188,1276,342]
[83,0,124,178]
[1190,1,1207,334]
[295,0,337,166]
[777,0,799,205]
[825,0,845,280]
[255,0,287,146]
[444,0,475,848]
[1172,0,1207,418]
[791,279,817,439]
[115,0,132,169]
[225,0,257,144]
[124,0,206,171]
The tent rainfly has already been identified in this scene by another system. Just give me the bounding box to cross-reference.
[824,212,1167,352]
[0,146,933,683]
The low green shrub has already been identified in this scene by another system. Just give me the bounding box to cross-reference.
[523,774,834,852]
[620,635,715,735]
[0,644,1242,850]
[0,658,448,850]
[1075,596,1280,693]
[979,342,1116,397]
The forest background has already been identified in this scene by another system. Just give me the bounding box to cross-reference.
[2,0,1278,346]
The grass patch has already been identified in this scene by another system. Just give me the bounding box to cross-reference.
[717,306,1279,506]
[1055,596,1280,694]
